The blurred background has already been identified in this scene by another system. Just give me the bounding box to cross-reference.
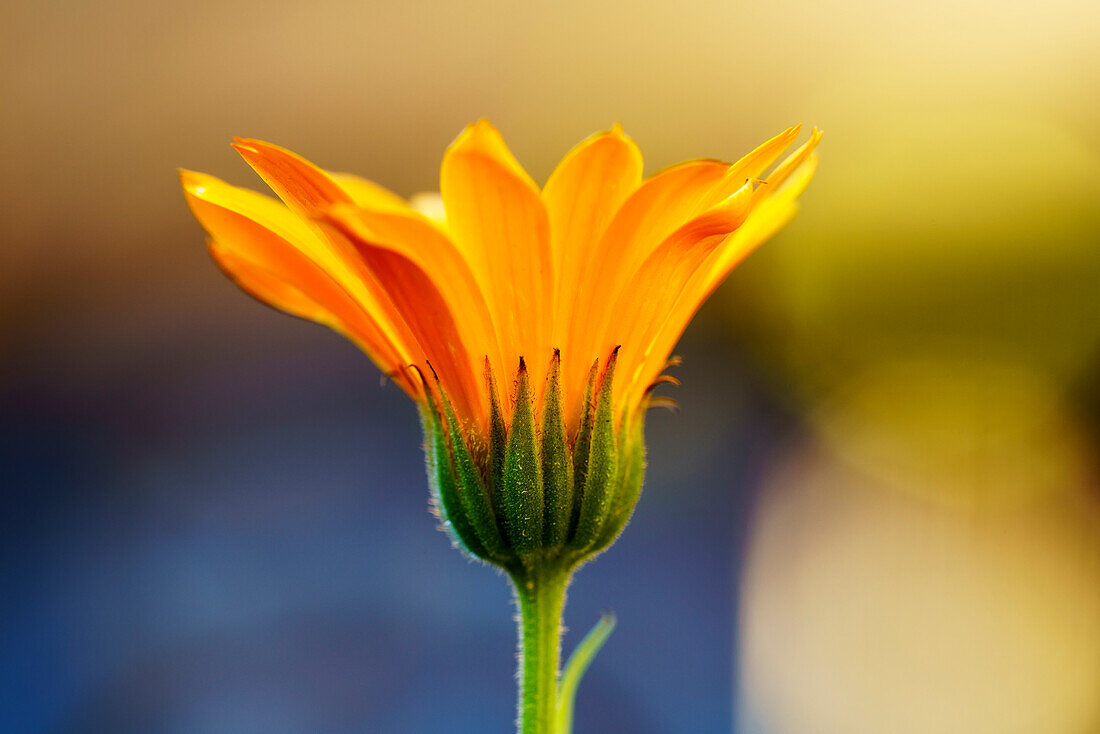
[2,0,1098,732]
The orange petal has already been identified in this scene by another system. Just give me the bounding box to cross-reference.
[440,119,553,391]
[213,146,437,368]
[180,170,418,392]
[560,158,729,414]
[753,128,823,202]
[180,170,391,323]
[631,147,822,408]
[207,240,419,399]
[323,201,505,405]
[232,138,353,217]
[609,183,756,401]
[543,125,643,350]
[208,239,333,323]
[318,210,483,425]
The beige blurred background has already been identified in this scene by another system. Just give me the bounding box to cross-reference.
[3,0,1099,732]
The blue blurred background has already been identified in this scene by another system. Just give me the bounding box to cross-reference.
[2,0,1099,732]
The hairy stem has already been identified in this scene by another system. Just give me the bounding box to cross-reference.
[511,562,571,734]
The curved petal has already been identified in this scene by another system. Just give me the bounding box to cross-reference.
[232,138,353,216]
[217,145,440,368]
[208,239,334,324]
[180,170,402,333]
[695,125,802,209]
[542,125,643,351]
[206,240,419,400]
[323,201,505,408]
[629,148,822,410]
[408,192,447,224]
[560,158,729,412]
[329,172,409,211]
[180,170,419,394]
[318,211,483,425]
[605,181,757,409]
[751,128,823,205]
[440,120,553,393]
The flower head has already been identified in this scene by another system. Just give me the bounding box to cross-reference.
[181,121,820,567]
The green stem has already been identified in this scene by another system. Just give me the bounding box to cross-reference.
[511,562,571,734]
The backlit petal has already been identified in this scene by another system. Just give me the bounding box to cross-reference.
[318,211,482,424]
[696,125,802,209]
[329,172,409,211]
[543,125,643,351]
[232,138,353,216]
[322,201,505,410]
[440,120,553,394]
[180,170,418,393]
[605,182,757,408]
[561,159,729,415]
[182,122,820,438]
[630,149,821,408]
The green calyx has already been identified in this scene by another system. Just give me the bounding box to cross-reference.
[419,349,646,573]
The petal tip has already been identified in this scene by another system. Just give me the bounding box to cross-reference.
[230,137,261,155]
[452,118,503,154]
[178,168,214,196]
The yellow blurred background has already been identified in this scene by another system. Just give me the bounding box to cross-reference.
[3,0,1098,732]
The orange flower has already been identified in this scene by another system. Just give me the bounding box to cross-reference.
[181,121,820,445]
[182,123,820,728]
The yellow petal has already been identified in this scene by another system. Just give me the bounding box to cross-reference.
[222,145,455,376]
[181,170,377,320]
[440,119,554,393]
[329,172,409,211]
[754,128,823,202]
[697,125,802,210]
[408,192,447,224]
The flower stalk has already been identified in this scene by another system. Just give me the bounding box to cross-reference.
[511,563,571,734]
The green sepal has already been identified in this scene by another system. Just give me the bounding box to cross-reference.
[541,350,574,548]
[485,358,508,498]
[500,358,544,556]
[591,412,646,553]
[568,348,619,552]
[567,359,599,541]
[436,385,510,560]
[419,398,489,560]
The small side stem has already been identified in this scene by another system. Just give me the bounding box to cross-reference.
[511,562,571,734]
